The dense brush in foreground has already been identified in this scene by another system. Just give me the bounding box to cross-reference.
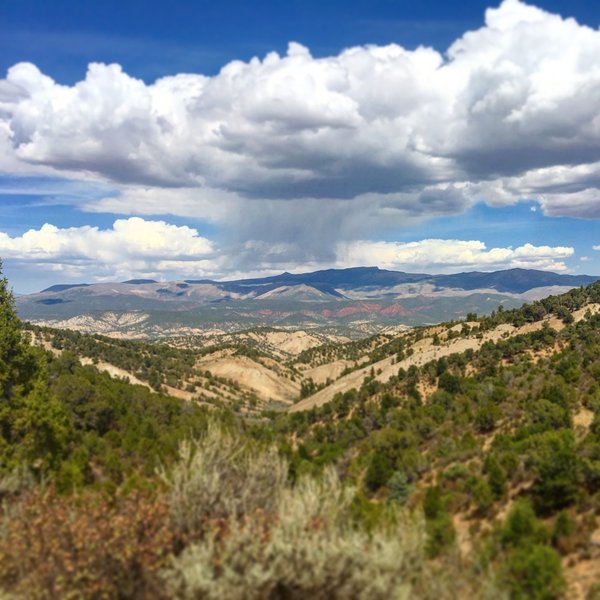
[0,428,502,600]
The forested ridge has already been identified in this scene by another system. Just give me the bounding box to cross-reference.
[2,259,600,598]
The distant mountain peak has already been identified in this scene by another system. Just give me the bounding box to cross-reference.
[40,283,90,293]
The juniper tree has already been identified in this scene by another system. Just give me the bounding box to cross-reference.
[0,259,23,400]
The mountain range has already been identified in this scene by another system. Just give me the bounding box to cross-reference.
[16,266,599,338]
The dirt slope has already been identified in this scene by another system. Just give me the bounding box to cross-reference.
[197,351,299,404]
[290,308,600,413]
[246,330,334,357]
[301,360,356,385]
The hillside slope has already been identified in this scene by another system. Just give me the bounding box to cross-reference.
[279,281,600,599]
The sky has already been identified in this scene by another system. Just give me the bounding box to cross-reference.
[1,0,600,292]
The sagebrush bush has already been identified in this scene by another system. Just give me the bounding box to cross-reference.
[159,424,289,537]
[163,468,423,600]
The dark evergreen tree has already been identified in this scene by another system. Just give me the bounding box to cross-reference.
[0,259,27,400]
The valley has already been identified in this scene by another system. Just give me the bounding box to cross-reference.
[5,268,600,599]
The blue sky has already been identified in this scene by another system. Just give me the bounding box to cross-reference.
[2,0,598,83]
[1,0,600,292]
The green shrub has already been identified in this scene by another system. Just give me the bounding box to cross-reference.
[502,544,564,600]
[475,402,501,433]
[499,500,547,549]
[527,431,579,515]
[484,455,507,499]
[423,486,455,557]
[387,470,411,505]
[472,478,494,515]
[365,451,394,492]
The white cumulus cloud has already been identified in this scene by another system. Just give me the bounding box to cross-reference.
[336,239,574,272]
[0,0,598,220]
[0,218,215,280]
